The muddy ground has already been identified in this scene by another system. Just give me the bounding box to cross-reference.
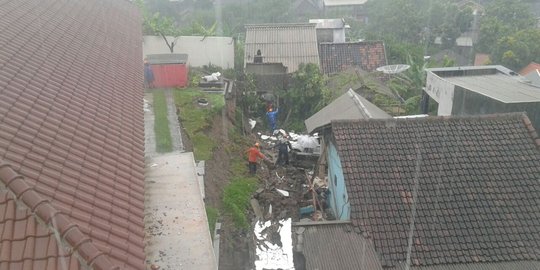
[180,103,322,270]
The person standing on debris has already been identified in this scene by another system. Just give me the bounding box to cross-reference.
[275,135,292,166]
[245,142,268,174]
[266,107,279,132]
[144,59,155,88]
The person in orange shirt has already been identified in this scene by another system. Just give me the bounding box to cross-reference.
[245,142,268,174]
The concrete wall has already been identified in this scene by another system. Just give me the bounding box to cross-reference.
[327,141,350,220]
[143,36,234,69]
[425,71,455,115]
[452,87,540,131]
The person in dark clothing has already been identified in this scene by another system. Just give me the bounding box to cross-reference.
[144,60,154,88]
[275,136,292,166]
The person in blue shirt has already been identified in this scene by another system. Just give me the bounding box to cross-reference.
[266,107,279,132]
[144,59,154,88]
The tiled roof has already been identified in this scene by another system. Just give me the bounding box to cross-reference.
[319,41,387,74]
[244,23,319,73]
[293,222,383,270]
[519,62,540,76]
[0,0,145,269]
[331,113,540,268]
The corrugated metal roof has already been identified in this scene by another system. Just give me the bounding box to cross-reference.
[146,53,188,64]
[305,89,391,133]
[428,66,540,103]
[442,74,540,102]
[244,23,319,73]
[293,222,383,270]
[323,0,368,6]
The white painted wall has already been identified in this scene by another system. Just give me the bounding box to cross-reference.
[143,36,235,69]
[425,72,455,115]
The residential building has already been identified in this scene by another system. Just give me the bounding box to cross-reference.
[304,113,540,269]
[425,65,540,131]
[305,89,391,134]
[0,0,146,269]
[244,23,319,74]
[309,18,349,43]
[519,62,540,87]
[319,41,387,74]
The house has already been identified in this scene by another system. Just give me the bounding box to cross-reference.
[307,113,540,269]
[309,18,349,43]
[244,23,320,74]
[473,53,490,66]
[319,41,388,74]
[322,0,369,21]
[0,0,146,269]
[425,65,540,131]
[305,89,391,134]
[519,62,540,87]
[146,54,189,88]
[143,35,234,69]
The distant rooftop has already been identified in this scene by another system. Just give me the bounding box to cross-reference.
[427,65,540,103]
[308,18,348,29]
[323,0,368,6]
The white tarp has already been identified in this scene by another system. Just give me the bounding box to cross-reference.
[254,219,294,270]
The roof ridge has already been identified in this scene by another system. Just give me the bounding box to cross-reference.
[332,112,527,125]
[521,114,540,149]
[0,162,119,270]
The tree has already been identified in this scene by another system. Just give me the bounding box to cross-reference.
[490,29,540,70]
[477,0,536,53]
[135,0,182,53]
[282,63,325,129]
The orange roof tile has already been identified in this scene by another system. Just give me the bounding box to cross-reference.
[0,0,145,269]
[519,62,540,76]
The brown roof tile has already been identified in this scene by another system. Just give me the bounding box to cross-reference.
[319,41,388,74]
[330,113,540,268]
[0,0,144,269]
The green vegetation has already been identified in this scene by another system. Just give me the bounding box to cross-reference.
[153,91,173,152]
[174,88,224,160]
[222,174,257,228]
[206,206,219,237]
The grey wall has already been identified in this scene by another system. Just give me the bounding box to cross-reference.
[452,86,540,131]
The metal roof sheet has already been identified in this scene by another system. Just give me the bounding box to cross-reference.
[428,66,540,103]
[323,0,368,6]
[146,53,188,64]
[443,74,540,103]
[305,89,391,133]
[244,23,319,73]
[293,222,383,270]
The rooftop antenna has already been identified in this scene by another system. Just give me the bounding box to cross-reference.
[376,64,410,74]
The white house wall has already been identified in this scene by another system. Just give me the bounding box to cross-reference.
[425,71,455,116]
[143,36,234,69]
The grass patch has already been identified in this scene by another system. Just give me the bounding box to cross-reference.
[174,88,224,160]
[223,176,257,228]
[206,206,219,237]
[153,91,172,152]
